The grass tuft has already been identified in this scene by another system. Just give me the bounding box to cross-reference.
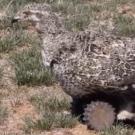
[30,95,70,112]
[12,46,54,86]
[0,68,3,80]
[0,105,8,124]
[114,15,135,37]
[24,112,77,133]
[101,124,134,135]
[55,113,77,128]
[44,0,103,31]
[0,17,12,30]
[0,31,39,53]
[25,95,77,132]
[24,112,55,133]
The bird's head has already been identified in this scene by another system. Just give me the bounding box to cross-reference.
[12,3,63,34]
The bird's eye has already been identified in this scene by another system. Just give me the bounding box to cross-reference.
[36,12,43,18]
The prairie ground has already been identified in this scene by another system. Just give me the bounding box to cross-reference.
[0,0,135,134]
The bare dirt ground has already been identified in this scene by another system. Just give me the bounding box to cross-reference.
[0,0,135,135]
[0,41,97,134]
[0,54,96,135]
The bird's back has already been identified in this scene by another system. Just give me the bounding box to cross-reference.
[52,29,135,97]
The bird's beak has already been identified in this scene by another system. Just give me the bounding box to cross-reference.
[11,17,20,24]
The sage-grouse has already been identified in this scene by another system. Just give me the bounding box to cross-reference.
[13,3,135,130]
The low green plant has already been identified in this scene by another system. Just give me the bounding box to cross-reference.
[0,0,37,16]
[0,105,8,124]
[114,15,135,37]
[0,68,3,80]
[0,33,18,53]
[45,97,70,112]
[24,112,77,133]
[44,0,103,31]
[36,112,55,130]
[101,124,134,135]
[24,112,55,133]
[12,47,54,86]
[25,95,77,132]
[56,113,78,128]
[0,31,39,53]
[30,95,70,112]
[0,17,12,30]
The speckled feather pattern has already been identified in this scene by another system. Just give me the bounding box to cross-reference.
[14,3,135,98]
[52,30,135,97]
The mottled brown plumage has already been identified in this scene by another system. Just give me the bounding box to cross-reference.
[13,3,135,129]
[52,29,135,97]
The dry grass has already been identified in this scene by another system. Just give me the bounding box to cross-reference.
[1,0,135,33]
[0,30,37,53]
[0,68,2,80]
[0,105,8,124]
[114,15,135,37]
[0,0,134,135]
[24,95,77,133]
[24,112,77,133]
[44,0,135,32]
[30,95,70,112]
[12,46,55,86]
[101,124,134,135]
